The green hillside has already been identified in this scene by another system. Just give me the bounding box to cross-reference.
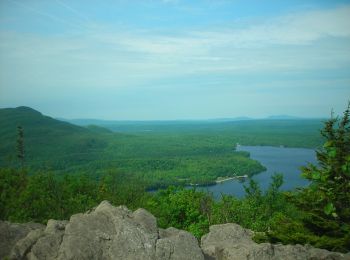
[0,106,109,169]
[0,106,323,188]
[67,117,324,148]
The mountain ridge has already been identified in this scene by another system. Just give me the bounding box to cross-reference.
[61,115,320,126]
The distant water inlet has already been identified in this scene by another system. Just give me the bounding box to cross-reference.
[196,145,318,198]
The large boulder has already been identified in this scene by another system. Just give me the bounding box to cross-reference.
[2,201,204,260]
[201,223,349,260]
[0,221,44,259]
[2,204,348,260]
[157,227,204,260]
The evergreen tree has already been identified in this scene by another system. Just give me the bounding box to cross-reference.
[269,103,350,252]
[301,103,350,221]
[16,125,25,168]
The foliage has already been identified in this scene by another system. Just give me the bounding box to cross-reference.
[301,105,350,220]
[97,171,148,209]
[0,168,147,223]
[16,125,25,168]
[145,187,213,238]
[211,174,296,233]
[0,167,288,240]
[0,107,265,189]
[267,104,350,252]
[1,165,347,252]
[0,106,322,189]
[0,168,27,220]
[1,105,347,252]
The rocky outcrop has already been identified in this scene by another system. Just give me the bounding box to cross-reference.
[1,202,348,260]
[0,221,45,259]
[1,201,204,260]
[201,223,349,260]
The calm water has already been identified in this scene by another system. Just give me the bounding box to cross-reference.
[196,145,317,198]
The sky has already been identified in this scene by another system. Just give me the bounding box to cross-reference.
[0,0,350,120]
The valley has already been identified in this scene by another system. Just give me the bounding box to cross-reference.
[0,107,323,189]
[1,105,348,253]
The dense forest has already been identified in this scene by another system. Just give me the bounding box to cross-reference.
[0,106,323,188]
[0,105,349,252]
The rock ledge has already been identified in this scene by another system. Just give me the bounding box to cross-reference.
[201,223,349,260]
[1,201,203,260]
[1,201,348,260]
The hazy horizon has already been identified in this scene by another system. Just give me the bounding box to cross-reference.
[1,0,350,120]
[0,105,330,121]
[57,113,329,121]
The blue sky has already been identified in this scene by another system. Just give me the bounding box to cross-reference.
[0,0,350,120]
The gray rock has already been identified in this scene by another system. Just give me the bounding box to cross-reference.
[132,208,158,235]
[156,227,204,260]
[201,223,348,260]
[56,201,159,260]
[28,220,68,260]
[0,221,44,259]
[3,203,347,260]
[1,201,203,260]
[10,229,45,259]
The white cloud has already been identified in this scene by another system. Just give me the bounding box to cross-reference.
[78,5,350,76]
[106,5,350,54]
[1,4,350,95]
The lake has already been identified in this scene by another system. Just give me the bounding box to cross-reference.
[196,145,318,198]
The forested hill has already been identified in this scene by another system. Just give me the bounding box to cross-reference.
[0,106,323,188]
[0,106,267,187]
[66,116,324,148]
[0,106,110,169]
[0,106,87,136]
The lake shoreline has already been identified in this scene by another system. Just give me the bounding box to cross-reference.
[215,175,248,183]
[196,145,316,198]
[188,175,249,187]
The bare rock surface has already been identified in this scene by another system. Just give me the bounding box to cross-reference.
[1,201,204,260]
[201,223,349,260]
[2,202,348,260]
[0,221,44,259]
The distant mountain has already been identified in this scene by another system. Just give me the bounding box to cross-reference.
[266,115,301,120]
[60,118,119,126]
[62,117,256,133]
[0,106,87,136]
[64,115,314,126]
[0,106,108,168]
[85,125,113,134]
[207,117,253,122]
[62,116,322,134]
[62,116,255,127]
